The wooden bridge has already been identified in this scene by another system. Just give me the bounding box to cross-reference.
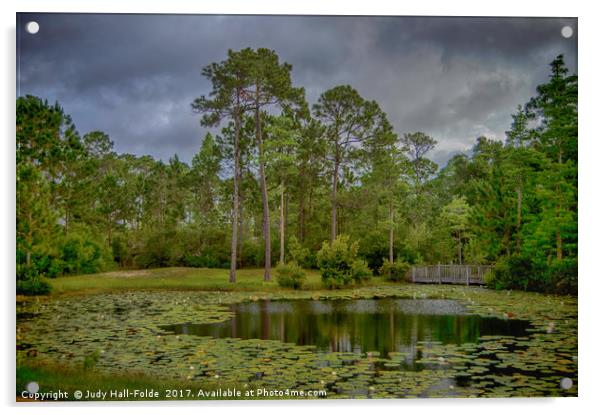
[410,264,493,285]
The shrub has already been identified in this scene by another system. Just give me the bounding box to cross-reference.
[16,272,51,296]
[111,236,127,267]
[351,259,372,282]
[486,254,579,294]
[58,230,112,275]
[379,259,410,282]
[317,235,371,289]
[357,231,389,273]
[275,261,306,289]
[548,257,577,295]
[135,230,178,268]
[486,254,548,292]
[45,259,63,278]
[288,236,311,268]
[240,239,263,267]
[183,254,221,268]
[483,269,495,287]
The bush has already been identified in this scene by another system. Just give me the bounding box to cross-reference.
[548,257,577,295]
[351,259,372,282]
[486,255,539,291]
[357,231,389,273]
[183,244,230,268]
[240,239,263,267]
[17,273,51,296]
[275,261,306,289]
[135,230,178,268]
[483,269,496,287]
[379,259,410,282]
[486,254,578,295]
[111,236,127,267]
[183,254,221,268]
[58,230,112,275]
[288,236,311,268]
[29,255,60,278]
[317,235,371,289]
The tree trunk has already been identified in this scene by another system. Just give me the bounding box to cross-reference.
[279,180,285,264]
[458,235,463,265]
[26,210,32,266]
[308,175,314,227]
[388,199,394,263]
[237,166,244,268]
[107,214,113,247]
[502,224,511,256]
[299,185,306,243]
[556,181,563,260]
[229,105,241,283]
[556,149,563,260]
[516,185,522,250]
[331,150,340,242]
[255,103,271,281]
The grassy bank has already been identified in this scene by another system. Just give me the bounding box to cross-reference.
[17,362,253,401]
[43,267,393,296]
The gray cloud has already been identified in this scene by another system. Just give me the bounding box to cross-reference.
[17,13,577,166]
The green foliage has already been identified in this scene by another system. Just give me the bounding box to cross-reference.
[287,236,311,268]
[135,230,186,268]
[30,255,63,279]
[111,236,127,267]
[486,255,576,295]
[133,227,233,269]
[15,54,577,296]
[317,235,370,289]
[350,259,372,282]
[357,231,389,273]
[183,253,224,269]
[548,257,578,295]
[486,255,551,292]
[275,261,306,289]
[440,196,473,264]
[483,269,496,287]
[135,230,179,268]
[58,230,113,275]
[16,271,51,295]
[402,132,438,185]
[379,259,410,282]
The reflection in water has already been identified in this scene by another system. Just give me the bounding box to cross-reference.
[161,299,530,357]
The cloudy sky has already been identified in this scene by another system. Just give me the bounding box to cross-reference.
[16,13,577,166]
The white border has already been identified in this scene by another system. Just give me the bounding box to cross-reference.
[3,1,600,414]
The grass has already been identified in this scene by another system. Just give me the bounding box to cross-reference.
[17,362,249,401]
[46,266,389,296]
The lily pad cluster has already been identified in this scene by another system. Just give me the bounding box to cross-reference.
[17,285,577,399]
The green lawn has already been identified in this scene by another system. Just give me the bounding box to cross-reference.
[17,363,250,401]
[45,267,354,295]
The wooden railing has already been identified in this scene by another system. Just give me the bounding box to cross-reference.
[410,264,493,285]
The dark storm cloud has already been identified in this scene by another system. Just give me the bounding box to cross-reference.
[16,13,577,165]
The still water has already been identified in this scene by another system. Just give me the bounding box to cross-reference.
[161,299,531,357]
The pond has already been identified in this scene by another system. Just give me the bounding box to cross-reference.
[16,288,578,398]
[161,299,531,360]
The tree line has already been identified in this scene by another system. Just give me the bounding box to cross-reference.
[16,49,577,294]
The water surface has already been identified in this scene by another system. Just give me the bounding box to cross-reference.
[161,298,531,357]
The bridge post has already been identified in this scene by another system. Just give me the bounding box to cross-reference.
[466,267,470,285]
[412,267,415,283]
[438,264,441,284]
